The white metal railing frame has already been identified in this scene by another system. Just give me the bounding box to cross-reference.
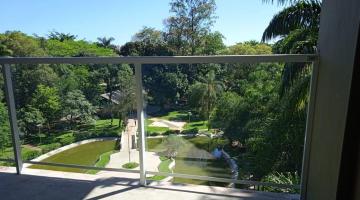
[0,54,318,194]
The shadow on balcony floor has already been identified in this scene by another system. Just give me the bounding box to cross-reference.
[0,167,299,200]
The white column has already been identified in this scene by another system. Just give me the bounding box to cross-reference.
[135,63,146,186]
[2,64,23,174]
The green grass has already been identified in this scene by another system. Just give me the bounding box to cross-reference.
[29,140,118,173]
[184,121,208,130]
[145,119,170,134]
[146,126,170,134]
[149,156,172,181]
[158,111,188,121]
[87,150,118,174]
[1,145,43,166]
[146,136,232,186]
[147,110,208,132]
[122,162,139,169]
[146,137,166,152]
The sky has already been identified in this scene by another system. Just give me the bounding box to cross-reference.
[0,0,285,46]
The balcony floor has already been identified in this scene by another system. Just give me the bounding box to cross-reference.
[0,167,299,200]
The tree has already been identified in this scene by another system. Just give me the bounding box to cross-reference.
[14,65,59,107]
[31,84,61,128]
[62,90,96,127]
[143,66,189,107]
[165,0,217,55]
[132,27,164,44]
[219,41,272,55]
[200,31,225,55]
[48,31,77,42]
[0,31,45,56]
[262,0,321,94]
[188,70,222,130]
[0,43,12,56]
[113,65,136,127]
[0,101,10,152]
[96,37,115,49]
[18,106,45,137]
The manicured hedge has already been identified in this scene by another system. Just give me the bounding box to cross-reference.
[181,128,199,135]
[39,143,61,153]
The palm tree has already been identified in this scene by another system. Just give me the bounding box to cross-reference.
[191,70,223,130]
[261,0,321,110]
[48,31,77,42]
[96,37,115,49]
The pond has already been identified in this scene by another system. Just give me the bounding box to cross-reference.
[29,140,118,173]
[146,136,232,186]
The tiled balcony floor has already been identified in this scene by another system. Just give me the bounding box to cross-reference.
[0,167,299,200]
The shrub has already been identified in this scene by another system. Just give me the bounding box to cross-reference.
[74,131,92,141]
[148,132,160,137]
[261,172,300,193]
[39,143,61,153]
[122,162,139,169]
[21,149,42,161]
[181,128,199,135]
[163,130,180,135]
[56,133,75,146]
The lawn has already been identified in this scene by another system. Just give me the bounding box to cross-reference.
[1,119,121,167]
[0,145,42,166]
[145,119,169,134]
[146,136,232,186]
[87,150,118,174]
[146,110,208,134]
[148,156,172,181]
[29,140,118,173]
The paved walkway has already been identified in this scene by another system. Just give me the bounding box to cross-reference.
[97,150,161,179]
[98,119,161,178]
[0,167,300,200]
[148,118,186,130]
[120,119,137,152]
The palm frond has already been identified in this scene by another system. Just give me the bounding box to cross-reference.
[262,0,321,6]
[261,1,321,42]
[282,75,311,113]
[272,28,318,54]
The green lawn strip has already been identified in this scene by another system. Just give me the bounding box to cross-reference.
[146,126,170,134]
[148,156,172,181]
[29,140,117,173]
[122,162,139,169]
[86,150,118,174]
[158,111,187,121]
[184,121,208,131]
[150,110,208,131]
[145,118,169,134]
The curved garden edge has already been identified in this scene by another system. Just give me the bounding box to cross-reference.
[23,137,118,168]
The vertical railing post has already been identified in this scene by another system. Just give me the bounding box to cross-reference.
[300,58,320,200]
[135,63,146,186]
[2,64,23,174]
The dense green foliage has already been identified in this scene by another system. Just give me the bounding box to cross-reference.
[0,0,320,192]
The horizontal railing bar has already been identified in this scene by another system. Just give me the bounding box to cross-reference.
[1,158,298,189]
[0,158,15,162]
[24,160,140,174]
[0,54,317,65]
[146,171,300,190]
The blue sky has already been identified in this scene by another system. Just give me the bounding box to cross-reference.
[0,0,285,46]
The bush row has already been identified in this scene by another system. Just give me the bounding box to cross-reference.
[147,128,199,137]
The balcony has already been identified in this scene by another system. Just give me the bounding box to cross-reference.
[0,55,317,200]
